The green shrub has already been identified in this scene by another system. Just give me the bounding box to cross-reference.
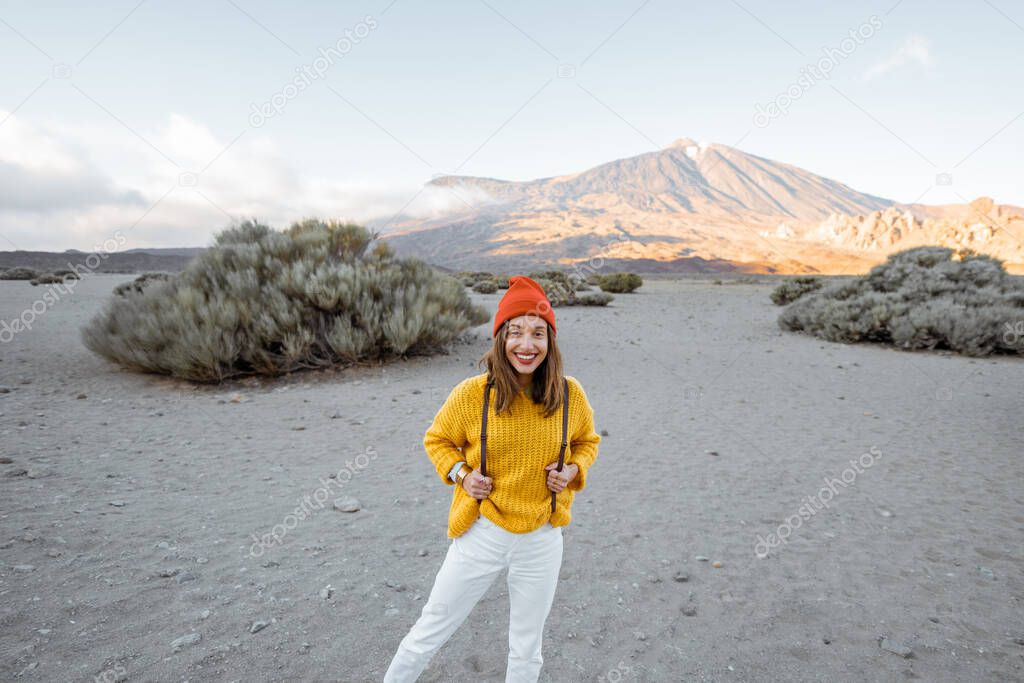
[596,272,643,293]
[472,279,498,294]
[113,272,173,297]
[51,269,80,279]
[455,271,496,287]
[529,270,574,289]
[531,275,575,306]
[770,276,823,305]
[81,219,490,382]
[29,274,63,285]
[527,272,615,307]
[1,267,40,280]
[778,246,1024,356]
[528,270,590,302]
[26,269,82,286]
[575,291,614,306]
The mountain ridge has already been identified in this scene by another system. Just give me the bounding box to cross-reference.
[383,139,1024,275]
[424,140,895,221]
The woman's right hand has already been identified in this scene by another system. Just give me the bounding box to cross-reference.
[461,469,492,500]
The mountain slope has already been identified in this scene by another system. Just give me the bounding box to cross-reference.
[425,138,893,221]
[383,139,1023,274]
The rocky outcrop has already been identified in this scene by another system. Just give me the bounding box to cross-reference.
[810,198,1023,261]
[813,207,921,250]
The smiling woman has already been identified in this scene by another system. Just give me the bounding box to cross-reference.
[383,275,601,683]
[506,316,548,382]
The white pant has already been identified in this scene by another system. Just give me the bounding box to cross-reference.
[383,515,564,683]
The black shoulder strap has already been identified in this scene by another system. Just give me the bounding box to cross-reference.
[551,376,570,513]
[480,377,493,478]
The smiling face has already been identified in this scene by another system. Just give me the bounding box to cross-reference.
[504,315,549,383]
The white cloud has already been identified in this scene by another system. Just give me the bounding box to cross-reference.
[0,114,145,212]
[0,112,483,251]
[863,35,933,81]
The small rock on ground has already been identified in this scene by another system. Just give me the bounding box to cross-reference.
[171,633,201,652]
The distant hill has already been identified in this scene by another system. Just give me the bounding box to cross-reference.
[1,249,201,274]
[120,247,208,258]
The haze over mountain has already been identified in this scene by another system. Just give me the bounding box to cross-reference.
[6,139,1020,277]
[382,139,1024,275]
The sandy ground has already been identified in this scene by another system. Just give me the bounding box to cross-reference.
[1,274,1022,683]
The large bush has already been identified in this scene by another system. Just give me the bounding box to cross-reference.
[81,220,490,382]
[778,246,1024,356]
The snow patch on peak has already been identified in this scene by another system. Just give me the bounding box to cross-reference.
[684,142,709,160]
[669,138,708,160]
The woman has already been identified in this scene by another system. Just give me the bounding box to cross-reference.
[383,275,601,683]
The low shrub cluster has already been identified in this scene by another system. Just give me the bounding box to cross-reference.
[112,272,173,297]
[574,291,614,306]
[472,279,498,294]
[30,269,81,286]
[1,267,82,285]
[81,220,490,382]
[778,246,1024,357]
[527,270,613,307]
[770,276,823,305]
[1,267,41,281]
[456,271,509,289]
[595,272,643,293]
[458,268,614,306]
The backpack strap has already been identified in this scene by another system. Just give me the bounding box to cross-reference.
[480,377,493,478]
[551,376,570,513]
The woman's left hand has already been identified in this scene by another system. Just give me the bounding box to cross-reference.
[544,462,578,493]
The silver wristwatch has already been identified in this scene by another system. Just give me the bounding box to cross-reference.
[448,461,466,483]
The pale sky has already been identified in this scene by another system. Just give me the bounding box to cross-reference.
[1,0,1022,250]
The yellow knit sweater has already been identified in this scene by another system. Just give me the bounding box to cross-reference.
[424,373,601,538]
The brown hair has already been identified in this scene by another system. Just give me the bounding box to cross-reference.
[477,319,565,418]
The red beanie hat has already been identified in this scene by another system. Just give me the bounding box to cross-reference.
[493,275,557,338]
